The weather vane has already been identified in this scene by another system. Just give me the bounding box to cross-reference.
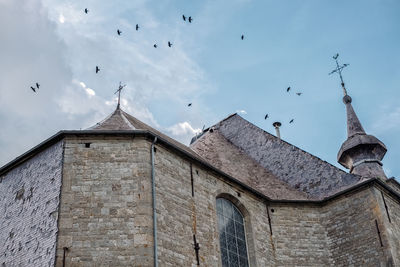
[329,53,350,96]
[115,81,126,108]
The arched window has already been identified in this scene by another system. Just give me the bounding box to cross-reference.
[217,198,249,267]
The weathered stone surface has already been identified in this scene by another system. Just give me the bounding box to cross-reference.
[0,108,398,267]
[55,136,153,267]
[377,189,400,266]
[0,141,63,267]
[154,143,274,267]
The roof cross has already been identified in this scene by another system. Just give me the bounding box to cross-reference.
[115,82,126,108]
[329,53,350,96]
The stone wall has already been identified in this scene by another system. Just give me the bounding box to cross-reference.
[154,142,275,267]
[322,187,388,266]
[267,204,332,266]
[377,189,400,266]
[0,141,63,267]
[56,136,154,266]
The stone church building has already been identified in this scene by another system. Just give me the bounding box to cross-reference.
[1,90,399,266]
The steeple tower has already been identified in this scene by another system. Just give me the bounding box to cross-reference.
[330,54,387,179]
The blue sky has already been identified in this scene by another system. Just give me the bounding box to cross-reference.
[0,0,399,179]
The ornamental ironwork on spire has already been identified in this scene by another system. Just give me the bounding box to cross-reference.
[330,54,387,179]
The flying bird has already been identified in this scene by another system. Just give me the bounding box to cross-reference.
[84,8,88,14]
[289,119,294,123]
[168,41,172,47]
[188,103,192,107]
[188,16,193,23]
[30,86,36,92]
[287,87,291,92]
[241,35,244,40]
[264,114,269,120]
[154,44,157,48]
[182,15,186,21]
[96,66,100,73]
[36,83,40,89]
[117,29,121,35]
[136,24,139,31]
[296,92,302,96]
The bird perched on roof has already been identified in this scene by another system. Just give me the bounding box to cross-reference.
[241,35,244,40]
[168,41,172,47]
[30,86,36,92]
[289,119,294,123]
[136,24,139,31]
[96,66,100,73]
[84,8,88,14]
[36,83,40,89]
[117,29,122,35]
[182,15,186,21]
[188,16,193,23]
[264,114,269,120]
[296,92,302,96]
[287,86,291,92]
[154,44,157,48]
[188,103,192,107]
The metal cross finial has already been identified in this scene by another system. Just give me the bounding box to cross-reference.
[114,82,126,108]
[329,53,350,96]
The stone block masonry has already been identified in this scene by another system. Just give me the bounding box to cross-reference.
[56,136,154,266]
[0,141,64,267]
[154,142,275,266]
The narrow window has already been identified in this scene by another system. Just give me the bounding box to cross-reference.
[216,198,249,267]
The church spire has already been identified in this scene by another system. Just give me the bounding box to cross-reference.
[331,54,387,179]
[114,82,126,109]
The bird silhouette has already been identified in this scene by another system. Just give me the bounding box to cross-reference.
[182,15,186,21]
[289,119,294,123]
[241,35,244,40]
[96,66,100,73]
[188,103,192,107]
[168,41,172,47]
[36,83,40,89]
[188,16,193,23]
[264,114,269,120]
[296,92,302,96]
[30,86,36,92]
[287,87,291,92]
[84,8,88,14]
[154,44,157,48]
[117,29,121,35]
[136,24,139,31]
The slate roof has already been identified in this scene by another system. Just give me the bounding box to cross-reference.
[190,114,362,200]
[190,129,309,200]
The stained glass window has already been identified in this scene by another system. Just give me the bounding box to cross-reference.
[217,198,249,267]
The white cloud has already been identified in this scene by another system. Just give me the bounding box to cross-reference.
[85,88,95,97]
[58,14,65,23]
[0,0,216,165]
[372,106,400,134]
[167,122,201,136]
[236,110,247,115]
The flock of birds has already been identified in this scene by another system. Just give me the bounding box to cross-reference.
[30,7,301,127]
[263,86,303,124]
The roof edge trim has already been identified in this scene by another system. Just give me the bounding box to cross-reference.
[1,130,399,206]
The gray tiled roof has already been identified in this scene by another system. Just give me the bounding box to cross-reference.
[191,129,309,200]
[191,114,361,200]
